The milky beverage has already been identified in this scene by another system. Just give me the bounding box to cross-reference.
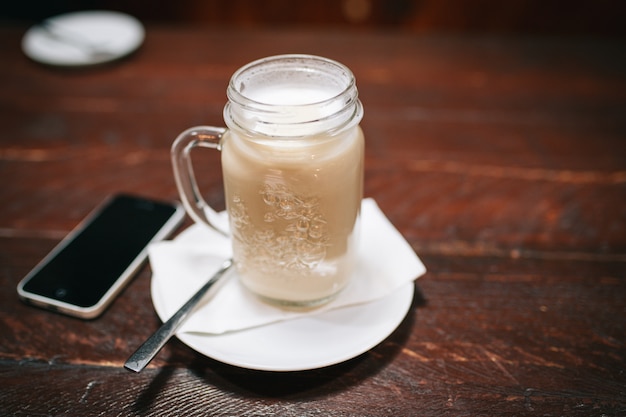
[222,84,364,305]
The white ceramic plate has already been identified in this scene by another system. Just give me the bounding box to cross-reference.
[152,277,414,372]
[22,10,144,66]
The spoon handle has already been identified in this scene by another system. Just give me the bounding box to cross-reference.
[40,20,111,55]
[124,259,233,373]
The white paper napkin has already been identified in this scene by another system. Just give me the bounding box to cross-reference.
[148,198,426,335]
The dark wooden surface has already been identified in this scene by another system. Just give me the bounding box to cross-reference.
[1,23,625,416]
[5,1,626,36]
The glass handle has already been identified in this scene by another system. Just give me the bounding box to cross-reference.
[171,126,229,236]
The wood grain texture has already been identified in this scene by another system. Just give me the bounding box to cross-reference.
[0,24,624,416]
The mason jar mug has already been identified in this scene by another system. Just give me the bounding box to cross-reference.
[171,54,364,307]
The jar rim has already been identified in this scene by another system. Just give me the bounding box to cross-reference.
[227,54,356,108]
[224,54,362,138]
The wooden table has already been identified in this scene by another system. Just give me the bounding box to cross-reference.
[1,24,625,416]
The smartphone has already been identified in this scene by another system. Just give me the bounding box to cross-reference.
[17,194,185,319]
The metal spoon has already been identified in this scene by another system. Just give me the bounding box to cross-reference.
[124,259,233,373]
[39,20,117,60]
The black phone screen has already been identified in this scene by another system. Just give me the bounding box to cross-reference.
[21,195,180,308]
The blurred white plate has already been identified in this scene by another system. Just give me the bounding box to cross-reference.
[152,272,415,372]
[22,10,144,66]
